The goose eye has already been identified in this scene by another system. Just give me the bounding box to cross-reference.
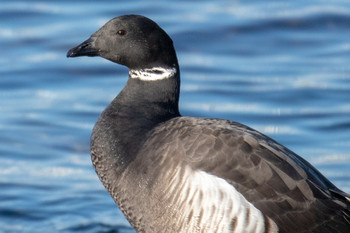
[117,30,126,36]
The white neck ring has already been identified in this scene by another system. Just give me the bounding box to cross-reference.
[129,67,177,81]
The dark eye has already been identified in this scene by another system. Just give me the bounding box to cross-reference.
[117,30,126,36]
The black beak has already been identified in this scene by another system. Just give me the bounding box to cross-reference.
[66,37,99,58]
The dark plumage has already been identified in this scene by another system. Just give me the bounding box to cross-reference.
[67,15,350,233]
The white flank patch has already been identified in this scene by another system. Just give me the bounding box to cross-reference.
[164,166,278,232]
[129,67,177,81]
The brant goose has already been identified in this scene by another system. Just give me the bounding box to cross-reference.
[67,15,350,233]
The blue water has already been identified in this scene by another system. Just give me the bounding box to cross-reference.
[1,0,350,232]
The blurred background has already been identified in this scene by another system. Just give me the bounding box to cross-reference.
[1,0,350,232]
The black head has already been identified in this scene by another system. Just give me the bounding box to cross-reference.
[67,15,178,70]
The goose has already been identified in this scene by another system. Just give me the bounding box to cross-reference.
[67,15,350,233]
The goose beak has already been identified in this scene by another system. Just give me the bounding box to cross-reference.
[67,37,99,58]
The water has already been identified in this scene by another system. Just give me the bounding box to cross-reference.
[1,0,350,232]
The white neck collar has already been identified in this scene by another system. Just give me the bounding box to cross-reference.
[129,67,177,81]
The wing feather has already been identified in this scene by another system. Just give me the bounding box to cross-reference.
[143,116,350,232]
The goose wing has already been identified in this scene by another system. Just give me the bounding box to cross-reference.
[143,117,350,233]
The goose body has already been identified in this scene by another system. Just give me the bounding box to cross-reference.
[67,15,350,233]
